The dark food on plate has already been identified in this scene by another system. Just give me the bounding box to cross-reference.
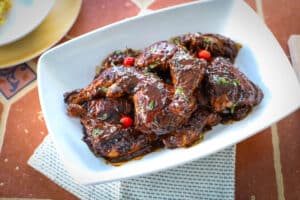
[64,32,263,164]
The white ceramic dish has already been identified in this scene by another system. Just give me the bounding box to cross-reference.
[38,0,300,185]
[0,0,56,46]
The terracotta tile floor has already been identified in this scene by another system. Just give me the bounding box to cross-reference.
[0,0,299,199]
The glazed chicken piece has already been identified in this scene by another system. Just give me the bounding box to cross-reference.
[65,66,184,135]
[172,33,240,62]
[205,57,263,121]
[82,121,158,163]
[163,107,221,148]
[66,96,158,163]
[167,47,207,119]
[66,97,133,124]
[136,41,208,122]
[64,66,140,105]
[136,41,178,70]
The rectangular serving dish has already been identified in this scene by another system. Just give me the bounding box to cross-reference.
[38,0,300,185]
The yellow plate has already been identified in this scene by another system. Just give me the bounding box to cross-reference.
[0,0,82,68]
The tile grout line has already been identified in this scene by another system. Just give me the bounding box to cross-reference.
[64,34,74,40]
[255,0,265,20]
[131,0,155,15]
[0,99,10,153]
[255,1,285,199]
[8,81,37,105]
[271,124,285,200]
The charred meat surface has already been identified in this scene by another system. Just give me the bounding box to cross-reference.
[63,32,264,164]
[163,107,220,148]
[82,122,157,163]
[136,41,178,70]
[168,47,207,120]
[205,57,263,121]
[172,33,240,62]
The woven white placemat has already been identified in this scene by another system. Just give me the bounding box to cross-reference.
[28,135,236,200]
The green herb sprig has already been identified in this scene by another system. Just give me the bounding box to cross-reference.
[146,100,156,110]
[92,128,104,136]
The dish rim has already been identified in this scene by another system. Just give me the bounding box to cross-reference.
[0,0,56,46]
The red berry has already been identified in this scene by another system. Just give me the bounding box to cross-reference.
[123,57,135,66]
[120,116,133,128]
[198,50,211,60]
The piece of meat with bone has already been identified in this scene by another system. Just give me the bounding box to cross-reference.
[82,121,158,163]
[64,66,184,135]
[171,33,240,62]
[205,57,263,121]
[136,41,208,123]
[64,66,144,104]
[163,107,221,148]
[167,47,207,119]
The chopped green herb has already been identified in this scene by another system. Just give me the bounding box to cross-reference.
[150,47,157,53]
[173,38,180,45]
[149,64,156,69]
[175,87,184,95]
[143,67,149,73]
[184,95,190,101]
[155,60,161,65]
[100,87,108,92]
[175,87,189,101]
[218,77,229,85]
[146,100,155,110]
[149,60,161,69]
[203,38,212,45]
[230,103,238,114]
[217,77,240,86]
[92,128,104,136]
[182,46,188,53]
[232,79,240,86]
[100,113,109,121]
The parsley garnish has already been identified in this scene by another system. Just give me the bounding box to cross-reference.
[150,47,157,53]
[173,38,180,45]
[232,79,240,86]
[217,77,230,85]
[230,103,238,114]
[100,113,109,121]
[92,128,104,136]
[175,87,189,101]
[149,64,156,69]
[100,87,108,92]
[155,60,161,65]
[149,60,161,69]
[146,100,155,110]
[175,87,184,95]
[203,38,212,45]
[217,77,240,86]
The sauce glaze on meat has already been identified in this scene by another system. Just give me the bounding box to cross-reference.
[64,33,263,164]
